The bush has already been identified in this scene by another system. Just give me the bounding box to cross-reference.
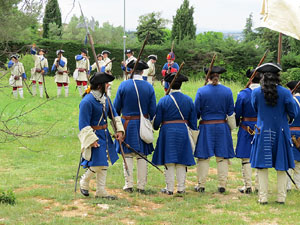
[280,68,300,86]
[0,190,16,205]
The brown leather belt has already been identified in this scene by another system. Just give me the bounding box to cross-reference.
[122,115,149,131]
[78,68,86,72]
[92,124,107,130]
[35,68,42,73]
[200,119,226,125]
[162,120,188,125]
[57,71,68,75]
[290,127,300,131]
[240,124,255,135]
[242,117,257,122]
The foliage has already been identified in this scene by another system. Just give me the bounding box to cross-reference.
[0,190,16,205]
[0,0,41,43]
[136,12,169,45]
[280,68,300,86]
[48,22,62,40]
[171,0,196,41]
[281,52,300,71]
[242,13,257,42]
[43,0,62,38]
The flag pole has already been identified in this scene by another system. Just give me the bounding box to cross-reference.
[277,33,283,64]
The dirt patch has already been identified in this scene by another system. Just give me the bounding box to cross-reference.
[15,185,52,193]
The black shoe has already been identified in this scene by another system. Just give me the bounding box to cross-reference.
[287,189,291,192]
[195,187,205,193]
[123,187,134,193]
[177,191,185,194]
[80,188,89,197]
[96,195,118,200]
[259,201,268,205]
[161,188,173,195]
[254,189,259,194]
[137,189,145,194]
[239,187,252,194]
[218,187,226,193]
[275,201,285,205]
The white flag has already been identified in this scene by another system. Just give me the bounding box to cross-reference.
[260,0,300,40]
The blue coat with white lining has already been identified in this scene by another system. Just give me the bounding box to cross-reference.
[235,87,258,158]
[113,77,156,156]
[79,93,119,167]
[194,84,235,159]
[152,91,197,166]
[250,86,298,171]
[290,96,300,162]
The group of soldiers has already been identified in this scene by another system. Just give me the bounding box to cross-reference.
[76,49,300,205]
[7,46,157,99]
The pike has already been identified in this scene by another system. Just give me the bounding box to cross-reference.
[130,32,150,79]
[75,2,130,183]
[204,53,217,85]
[245,50,269,89]
[165,62,185,95]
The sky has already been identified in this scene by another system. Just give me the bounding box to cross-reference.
[57,0,263,32]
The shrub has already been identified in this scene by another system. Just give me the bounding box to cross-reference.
[0,190,16,205]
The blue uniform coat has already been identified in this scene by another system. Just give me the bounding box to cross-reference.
[235,88,257,158]
[290,96,300,162]
[113,79,156,155]
[152,92,197,166]
[194,84,235,159]
[79,94,119,167]
[250,86,298,171]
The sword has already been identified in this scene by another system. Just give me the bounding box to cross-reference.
[74,153,82,197]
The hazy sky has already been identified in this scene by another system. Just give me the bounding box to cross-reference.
[57,0,263,32]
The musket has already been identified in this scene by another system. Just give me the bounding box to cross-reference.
[78,1,129,176]
[286,170,298,189]
[204,53,217,85]
[130,32,150,79]
[122,140,163,174]
[42,71,50,99]
[23,79,33,95]
[105,57,115,67]
[171,40,174,53]
[165,62,185,95]
[245,49,269,89]
[291,81,300,94]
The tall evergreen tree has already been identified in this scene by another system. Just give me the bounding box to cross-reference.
[43,0,62,38]
[171,0,196,41]
[243,13,256,42]
[136,12,168,45]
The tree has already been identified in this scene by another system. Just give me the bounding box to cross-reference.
[243,13,256,42]
[136,12,168,45]
[171,0,196,41]
[43,0,62,38]
[0,0,41,43]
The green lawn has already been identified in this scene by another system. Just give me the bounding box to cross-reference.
[1,76,300,225]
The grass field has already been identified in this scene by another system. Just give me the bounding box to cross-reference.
[1,76,300,225]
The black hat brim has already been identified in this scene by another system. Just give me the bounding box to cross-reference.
[204,66,226,74]
[90,72,115,85]
[164,73,188,83]
[127,60,149,70]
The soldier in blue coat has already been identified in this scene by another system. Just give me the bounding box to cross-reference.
[235,69,261,194]
[114,60,156,193]
[78,72,124,199]
[250,63,298,204]
[194,66,236,193]
[152,73,197,195]
[286,81,300,190]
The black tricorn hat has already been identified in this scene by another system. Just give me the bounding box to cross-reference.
[246,69,261,83]
[148,55,157,60]
[204,66,226,74]
[127,59,149,70]
[164,72,188,83]
[81,48,88,55]
[90,72,115,85]
[39,49,47,54]
[10,54,19,59]
[256,63,282,73]
[287,81,299,90]
[125,49,133,54]
[101,50,111,55]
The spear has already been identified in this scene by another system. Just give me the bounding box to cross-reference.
[245,50,269,89]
